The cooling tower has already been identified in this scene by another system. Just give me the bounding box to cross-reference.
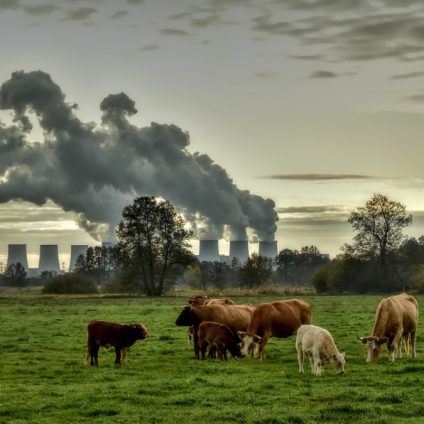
[69,245,88,272]
[229,240,249,263]
[198,240,220,262]
[7,244,28,269]
[258,241,278,259]
[38,245,60,273]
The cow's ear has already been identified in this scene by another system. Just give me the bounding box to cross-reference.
[358,337,367,344]
[377,337,388,345]
[254,335,262,342]
[238,331,246,338]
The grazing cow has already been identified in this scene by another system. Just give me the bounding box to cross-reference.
[197,321,241,360]
[238,299,312,361]
[175,304,255,359]
[296,324,345,376]
[359,293,419,362]
[86,320,149,366]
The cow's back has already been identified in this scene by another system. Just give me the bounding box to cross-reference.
[249,300,312,338]
[196,304,253,332]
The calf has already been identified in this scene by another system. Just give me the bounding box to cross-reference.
[296,324,345,376]
[86,320,149,366]
[197,321,241,360]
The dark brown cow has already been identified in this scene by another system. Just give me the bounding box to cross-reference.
[175,304,255,359]
[238,299,312,361]
[359,293,419,362]
[197,321,241,360]
[86,320,149,366]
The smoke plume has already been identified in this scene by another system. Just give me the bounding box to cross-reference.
[0,70,278,241]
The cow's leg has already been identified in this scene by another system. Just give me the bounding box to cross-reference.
[199,341,207,360]
[308,353,315,374]
[114,347,122,365]
[389,331,402,361]
[193,327,200,359]
[296,344,304,373]
[258,334,270,361]
[92,344,100,366]
[411,331,417,358]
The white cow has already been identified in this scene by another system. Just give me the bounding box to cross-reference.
[296,324,345,376]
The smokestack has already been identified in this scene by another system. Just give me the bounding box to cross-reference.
[7,244,28,269]
[198,240,220,262]
[229,240,249,263]
[69,245,88,272]
[38,245,60,273]
[258,241,278,259]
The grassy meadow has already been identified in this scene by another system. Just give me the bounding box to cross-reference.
[0,294,423,424]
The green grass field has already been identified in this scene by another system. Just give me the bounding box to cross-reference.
[0,294,422,423]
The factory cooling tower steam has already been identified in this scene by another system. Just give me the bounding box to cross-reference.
[0,71,278,242]
[199,240,220,262]
[7,244,28,269]
[229,240,249,263]
[69,245,88,272]
[38,245,60,273]
[258,241,278,259]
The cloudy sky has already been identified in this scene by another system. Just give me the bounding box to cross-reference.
[1,0,424,268]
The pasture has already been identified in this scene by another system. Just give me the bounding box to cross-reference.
[0,294,423,423]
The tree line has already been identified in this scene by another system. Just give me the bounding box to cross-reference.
[1,193,423,295]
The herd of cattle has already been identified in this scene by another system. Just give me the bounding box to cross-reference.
[86,292,419,376]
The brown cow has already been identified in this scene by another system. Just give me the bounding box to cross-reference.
[86,320,149,366]
[175,304,255,359]
[238,299,312,361]
[186,296,235,347]
[359,293,418,362]
[197,321,241,360]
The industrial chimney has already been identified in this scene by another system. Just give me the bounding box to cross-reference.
[38,245,60,273]
[7,244,28,269]
[258,240,278,259]
[198,240,220,262]
[229,240,249,263]
[69,245,88,272]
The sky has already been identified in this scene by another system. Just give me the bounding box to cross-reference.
[2,0,424,268]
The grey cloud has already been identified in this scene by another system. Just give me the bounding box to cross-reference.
[110,10,128,19]
[127,0,144,4]
[259,174,377,181]
[0,0,19,11]
[276,206,346,214]
[160,28,191,36]
[391,71,424,79]
[138,43,159,51]
[288,54,326,61]
[61,7,97,22]
[405,94,424,102]
[0,70,278,242]
[255,71,277,79]
[309,70,339,79]
[23,4,59,15]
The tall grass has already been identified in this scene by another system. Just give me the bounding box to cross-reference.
[0,294,422,423]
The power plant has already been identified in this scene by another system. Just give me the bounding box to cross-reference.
[38,245,60,273]
[229,240,249,263]
[69,245,88,272]
[198,240,220,262]
[258,240,278,259]
[2,239,280,274]
[7,244,28,269]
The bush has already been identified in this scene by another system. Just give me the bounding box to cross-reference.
[42,273,99,294]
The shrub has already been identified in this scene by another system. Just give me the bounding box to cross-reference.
[42,273,98,294]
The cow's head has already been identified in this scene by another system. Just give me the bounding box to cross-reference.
[131,323,149,340]
[237,331,261,358]
[175,306,200,326]
[359,336,388,362]
[330,352,345,374]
